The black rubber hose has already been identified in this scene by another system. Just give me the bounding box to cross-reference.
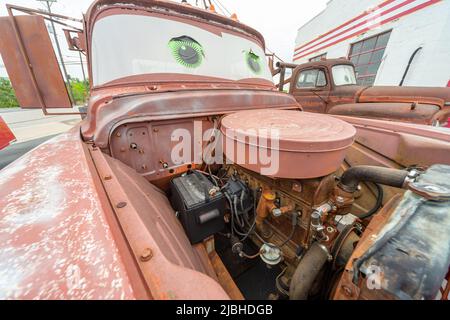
[279,211,298,248]
[339,166,409,193]
[357,183,384,219]
[289,242,329,300]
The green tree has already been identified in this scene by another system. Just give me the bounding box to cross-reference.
[0,77,90,108]
[0,77,19,108]
[69,78,90,105]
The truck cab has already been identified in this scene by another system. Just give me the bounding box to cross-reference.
[289,59,356,113]
[279,58,450,126]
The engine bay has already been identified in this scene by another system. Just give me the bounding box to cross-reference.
[107,109,450,300]
[2,0,450,301]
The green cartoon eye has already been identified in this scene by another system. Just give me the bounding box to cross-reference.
[168,36,204,68]
[245,50,261,74]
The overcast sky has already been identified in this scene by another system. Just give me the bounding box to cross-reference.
[0,0,328,78]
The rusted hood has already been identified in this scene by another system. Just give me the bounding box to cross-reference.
[81,90,300,148]
[359,86,450,107]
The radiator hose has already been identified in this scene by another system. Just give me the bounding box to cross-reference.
[339,165,409,193]
[289,242,329,300]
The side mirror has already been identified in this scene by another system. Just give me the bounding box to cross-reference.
[64,29,86,52]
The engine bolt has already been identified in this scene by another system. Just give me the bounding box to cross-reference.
[116,202,127,209]
[292,183,302,193]
[140,248,153,262]
[272,208,282,217]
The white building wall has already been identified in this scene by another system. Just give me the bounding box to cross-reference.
[294,0,450,87]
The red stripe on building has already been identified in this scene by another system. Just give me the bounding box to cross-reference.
[294,0,396,53]
[295,0,416,57]
[293,0,440,61]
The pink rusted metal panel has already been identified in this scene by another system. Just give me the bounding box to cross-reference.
[359,86,450,106]
[0,128,135,299]
[0,126,230,299]
[0,15,71,109]
[221,109,356,178]
[90,146,230,300]
[334,115,450,167]
[329,102,440,124]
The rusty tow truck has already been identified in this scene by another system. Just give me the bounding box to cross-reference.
[0,0,450,300]
[272,58,450,126]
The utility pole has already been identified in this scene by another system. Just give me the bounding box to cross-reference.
[78,51,86,82]
[37,0,75,104]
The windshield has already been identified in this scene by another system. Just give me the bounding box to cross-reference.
[91,14,273,86]
[332,65,357,86]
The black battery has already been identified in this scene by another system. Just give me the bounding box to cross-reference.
[170,171,226,244]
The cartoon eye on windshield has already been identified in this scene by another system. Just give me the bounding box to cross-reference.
[245,50,262,74]
[168,36,204,68]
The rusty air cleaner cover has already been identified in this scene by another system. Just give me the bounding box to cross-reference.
[220,109,356,178]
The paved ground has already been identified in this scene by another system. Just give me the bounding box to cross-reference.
[0,108,81,143]
[0,108,81,169]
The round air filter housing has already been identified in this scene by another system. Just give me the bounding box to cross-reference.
[220,109,356,178]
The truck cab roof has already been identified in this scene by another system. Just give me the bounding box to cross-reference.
[293,58,353,71]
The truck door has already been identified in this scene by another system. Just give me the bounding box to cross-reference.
[0,15,72,110]
[0,5,85,116]
[291,68,329,113]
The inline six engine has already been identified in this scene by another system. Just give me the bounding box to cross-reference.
[164,109,450,300]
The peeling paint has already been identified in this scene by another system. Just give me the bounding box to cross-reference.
[0,129,135,299]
